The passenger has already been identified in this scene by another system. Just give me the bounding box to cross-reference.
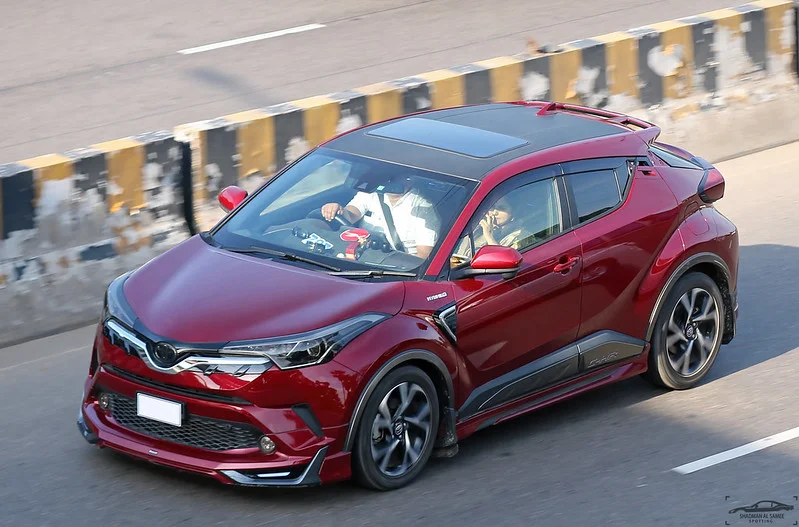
[479,197,524,249]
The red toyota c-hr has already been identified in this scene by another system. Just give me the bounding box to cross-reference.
[78,102,738,491]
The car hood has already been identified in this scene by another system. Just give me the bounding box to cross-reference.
[123,236,406,343]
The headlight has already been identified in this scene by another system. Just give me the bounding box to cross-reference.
[221,313,388,370]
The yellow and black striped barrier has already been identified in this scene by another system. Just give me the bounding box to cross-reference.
[0,132,189,267]
[1,0,795,249]
[174,0,795,230]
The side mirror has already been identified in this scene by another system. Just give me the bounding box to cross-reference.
[452,245,523,280]
[218,186,248,212]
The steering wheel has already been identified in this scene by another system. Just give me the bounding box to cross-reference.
[306,207,355,229]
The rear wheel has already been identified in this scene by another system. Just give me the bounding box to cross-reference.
[644,272,724,390]
[352,366,439,491]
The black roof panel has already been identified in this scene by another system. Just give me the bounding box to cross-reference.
[366,117,530,158]
[324,103,632,180]
[432,105,625,147]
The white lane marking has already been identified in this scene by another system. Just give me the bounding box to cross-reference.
[0,345,89,373]
[672,426,799,474]
[177,23,326,55]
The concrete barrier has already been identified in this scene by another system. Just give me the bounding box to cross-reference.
[0,0,796,347]
[179,0,796,230]
[0,133,193,345]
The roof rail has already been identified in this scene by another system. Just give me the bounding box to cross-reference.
[516,101,661,144]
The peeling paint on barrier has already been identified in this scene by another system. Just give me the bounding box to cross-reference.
[715,27,758,90]
[779,9,793,49]
[648,45,685,78]
[336,110,363,134]
[205,163,223,195]
[769,8,796,81]
[520,71,550,100]
[285,137,310,166]
[604,93,643,113]
[575,66,609,107]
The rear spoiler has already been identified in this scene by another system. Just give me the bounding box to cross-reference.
[688,156,713,170]
[520,101,662,144]
[648,142,723,203]
[521,101,724,203]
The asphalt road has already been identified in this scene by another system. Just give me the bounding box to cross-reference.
[1,142,798,526]
[1,0,741,164]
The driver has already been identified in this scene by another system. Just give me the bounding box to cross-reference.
[321,177,439,259]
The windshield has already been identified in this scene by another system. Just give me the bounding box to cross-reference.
[211,147,477,275]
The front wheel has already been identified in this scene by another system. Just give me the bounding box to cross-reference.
[644,272,725,390]
[352,365,439,491]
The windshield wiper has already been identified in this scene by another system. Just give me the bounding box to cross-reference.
[225,245,341,272]
[327,269,417,278]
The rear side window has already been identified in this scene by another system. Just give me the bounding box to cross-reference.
[616,161,633,194]
[567,169,621,223]
[650,145,701,169]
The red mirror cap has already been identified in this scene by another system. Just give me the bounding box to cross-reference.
[699,169,725,203]
[218,186,248,212]
[471,245,523,270]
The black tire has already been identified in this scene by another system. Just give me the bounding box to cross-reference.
[352,365,439,491]
[644,272,725,390]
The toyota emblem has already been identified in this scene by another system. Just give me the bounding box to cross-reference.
[153,342,178,365]
[393,421,405,437]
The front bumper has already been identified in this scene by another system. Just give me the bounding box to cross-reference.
[77,366,353,487]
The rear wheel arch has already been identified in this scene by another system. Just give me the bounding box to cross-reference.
[646,252,734,344]
[687,261,736,344]
[342,349,457,454]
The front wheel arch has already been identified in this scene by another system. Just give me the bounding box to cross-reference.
[342,349,457,454]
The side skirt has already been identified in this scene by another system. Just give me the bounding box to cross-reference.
[457,330,646,422]
[474,370,612,432]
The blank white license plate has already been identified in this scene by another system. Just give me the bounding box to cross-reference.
[136,393,183,427]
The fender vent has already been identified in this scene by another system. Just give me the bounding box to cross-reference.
[434,303,458,344]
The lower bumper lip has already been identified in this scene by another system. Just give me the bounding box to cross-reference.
[219,446,328,487]
[77,410,99,444]
[78,400,337,487]
[77,359,356,487]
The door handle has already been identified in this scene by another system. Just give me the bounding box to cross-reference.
[553,255,580,273]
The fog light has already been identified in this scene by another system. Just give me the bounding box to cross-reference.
[98,393,111,410]
[259,435,276,454]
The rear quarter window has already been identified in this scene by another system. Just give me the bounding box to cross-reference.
[650,145,702,169]
[567,169,622,223]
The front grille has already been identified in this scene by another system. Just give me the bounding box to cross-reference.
[108,392,262,451]
[104,365,251,405]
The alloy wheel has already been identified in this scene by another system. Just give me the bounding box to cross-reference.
[370,381,432,477]
[665,287,720,377]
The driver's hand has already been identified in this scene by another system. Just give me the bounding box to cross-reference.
[322,203,343,221]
